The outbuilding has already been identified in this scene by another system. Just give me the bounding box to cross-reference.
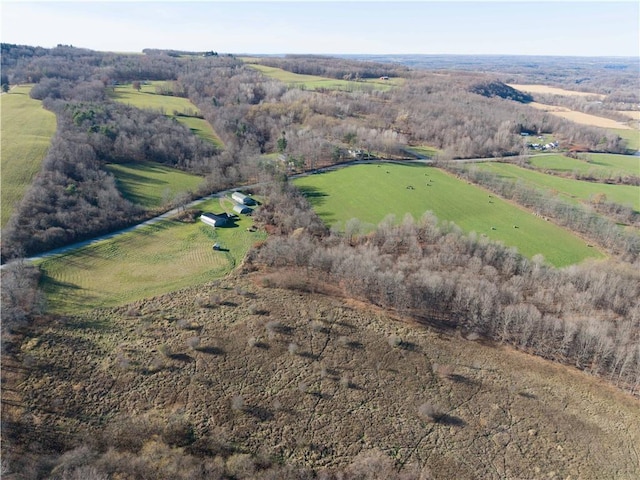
[231,191,256,206]
[232,203,253,215]
[200,212,232,227]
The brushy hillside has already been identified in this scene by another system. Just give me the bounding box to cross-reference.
[3,274,639,479]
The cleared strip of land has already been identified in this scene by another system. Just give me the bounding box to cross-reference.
[508,84,605,99]
[528,102,633,130]
[246,63,402,91]
[0,85,57,226]
[105,162,205,209]
[527,153,640,177]
[475,162,639,212]
[109,82,224,147]
[294,163,605,267]
[37,198,265,314]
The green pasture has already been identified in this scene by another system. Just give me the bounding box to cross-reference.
[246,64,401,92]
[109,82,223,147]
[612,128,640,151]
[105,162,205,209]
[528,154,639,177]
[405,145,442,158]
[38,198,265,314]
[475,162,639,212]
[293,163,605,267]
[0,85,57,226]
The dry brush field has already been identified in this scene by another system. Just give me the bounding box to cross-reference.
[5,273,640,479]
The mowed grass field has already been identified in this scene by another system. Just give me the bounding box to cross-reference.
[38,198,265,314]
[246,63,402,91]
[475,162,639,212]
[528,153,640,177]
[0,85,57,226]
[294,163,604,266]
[109,82,224,147]
[105,162,205,209]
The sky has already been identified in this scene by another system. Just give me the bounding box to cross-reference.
[1,1,639,57]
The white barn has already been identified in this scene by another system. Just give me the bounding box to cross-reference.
[200,212,231,227]
[231,191,256,206]
[233,203,253,215]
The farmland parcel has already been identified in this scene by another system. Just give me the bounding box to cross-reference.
[0,85,56,226]
[294,163,605,267]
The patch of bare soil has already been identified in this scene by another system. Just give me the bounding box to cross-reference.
[5,273,640,479]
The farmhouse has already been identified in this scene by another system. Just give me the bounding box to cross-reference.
[233,203,253,215]
[200,212,232,227]
[231,191,256,206]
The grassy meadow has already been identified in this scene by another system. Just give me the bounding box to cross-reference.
[106,162,205,209]
[109,82,224,147]
[613,128,640,151]
[528,153,640,177]
[475,162,639,212]
[246,63,402,91]
[38,197,265,314]
[294,163,604,267]
[0,85,57,226]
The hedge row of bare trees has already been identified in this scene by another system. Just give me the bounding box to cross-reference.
[445,163,640,262]
[252,182,640,394]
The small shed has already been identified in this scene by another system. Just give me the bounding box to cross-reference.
[231,191,256,206]
[200,212,231,228]
[233,203,253,215]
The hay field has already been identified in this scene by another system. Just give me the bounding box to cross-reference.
[0,85,57,226]
[109,83,223,147]
[38,200,265,314]
[529,102,633,130]
[528,153,640,177]
[508,84,605,99]
[476,162,639,212]
[246,63,401,91]
[294,163,604,266]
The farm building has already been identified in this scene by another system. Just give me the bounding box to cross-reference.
[200,212,232,228]
[231,191,256,206]
[233,203,253,215]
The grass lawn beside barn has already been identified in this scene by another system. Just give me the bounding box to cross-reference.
[37,197,265,314]
[293,163,605,267]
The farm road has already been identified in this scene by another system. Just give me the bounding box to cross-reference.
[10,154,554,266]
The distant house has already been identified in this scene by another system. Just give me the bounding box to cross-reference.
[231,191,256,206]
[200,212,232,227]
[380,76,389,80]
[233,203,253,215]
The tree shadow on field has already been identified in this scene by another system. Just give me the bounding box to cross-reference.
[296,185,329,207]
[437,414,466,427]
[169,353,194,363]
[197,346,225,355]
